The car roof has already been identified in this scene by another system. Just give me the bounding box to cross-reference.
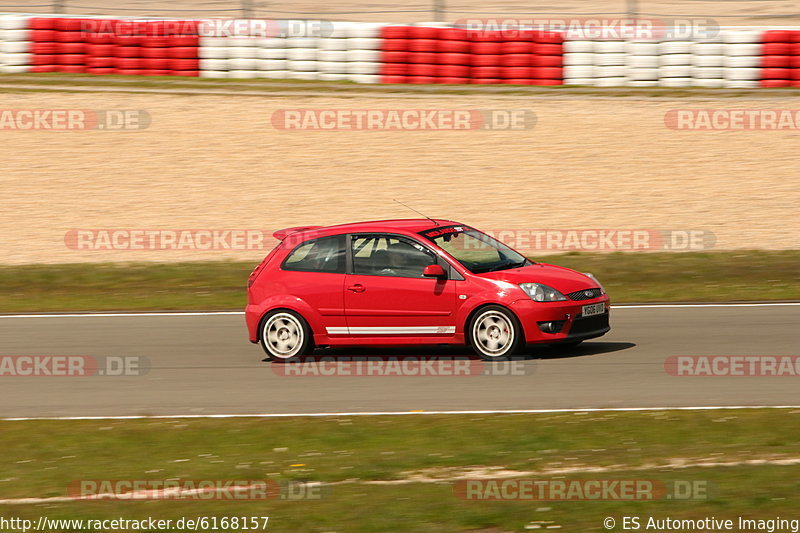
[278,219,463,241]
[326,218,461,233]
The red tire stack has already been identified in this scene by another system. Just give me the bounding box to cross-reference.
[112,20,142,75]
[56,18,88,73]
[500,29,535,84]
[759,30,796,88]
[167,21,200,77]
[378,25,564,85]
[111,20,200,77]
[136,20,200,76]
[532,31,564,85]
[467,28,564,85]
[84,19,117,75]
[436,27,470,83]
[406,25,439,84]
[379,25,411,83]
[28,17,59,73]
[30,17,89,73]
[141,22,172,76]
[469,29,503,84]
[793,31,800,87]
[27,17,200,77]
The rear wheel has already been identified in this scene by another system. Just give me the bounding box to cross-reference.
[468,305,523,361]
[259,310,314,362]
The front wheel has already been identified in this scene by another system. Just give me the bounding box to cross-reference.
[259,310,314,362]
[468,305,523,361]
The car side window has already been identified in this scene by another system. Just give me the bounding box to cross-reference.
[283,235,346,274]
[352,235,436,278]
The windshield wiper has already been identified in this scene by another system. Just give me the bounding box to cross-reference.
[493,260,530,272]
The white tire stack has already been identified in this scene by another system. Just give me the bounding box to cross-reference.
[625,40,659,86]
[317,21,351,79]
[0,15,31,73]
[227,36,259,78]
[196,20,386,83]
[658,40,692,87]
[691,37,724,87]
[722,30,761,88]
[285,36,318,79]
[344,22,384,83]
[593,40,626,86]
[255,37,287,77]
[563,40,594,85]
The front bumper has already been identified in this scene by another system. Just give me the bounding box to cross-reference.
[509,297,611,344]
[553,311,610,343]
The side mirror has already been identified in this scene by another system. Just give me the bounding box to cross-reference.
[423,264,447,278]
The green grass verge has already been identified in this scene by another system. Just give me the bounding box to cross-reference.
[2,72,800,98]
[0,251,798,312]
[1,410,799,532]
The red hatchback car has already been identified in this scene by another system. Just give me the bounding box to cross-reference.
[246,219,610,361]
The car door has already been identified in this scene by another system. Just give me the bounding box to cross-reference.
[343,234,458,337]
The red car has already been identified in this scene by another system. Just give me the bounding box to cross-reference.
[246,219,610,361]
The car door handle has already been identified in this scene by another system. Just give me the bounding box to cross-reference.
[347,284,366,293]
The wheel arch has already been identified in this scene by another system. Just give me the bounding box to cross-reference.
[463,302,525,345]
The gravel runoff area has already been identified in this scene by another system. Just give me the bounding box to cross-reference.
[1,90,798,264]
[3,0,799,26]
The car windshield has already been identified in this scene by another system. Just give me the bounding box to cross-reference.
[419,226,531,274]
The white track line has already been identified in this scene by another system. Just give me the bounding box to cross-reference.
[3,405,800,422]
[1,302,798,319]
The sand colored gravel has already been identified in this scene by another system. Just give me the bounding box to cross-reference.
[6,0,799,26]
[1,90,798,264]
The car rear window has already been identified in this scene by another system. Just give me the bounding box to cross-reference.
[282,235,346,274]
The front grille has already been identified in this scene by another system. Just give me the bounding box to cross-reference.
[567,288,603,301]
[568,312,610,336]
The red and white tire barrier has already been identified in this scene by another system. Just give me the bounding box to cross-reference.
[3,14,800,88]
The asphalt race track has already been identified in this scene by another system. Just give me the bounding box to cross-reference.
[1,305,798,418]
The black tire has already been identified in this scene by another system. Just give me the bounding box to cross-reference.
[259,309,314,363]
[467,305,524,361]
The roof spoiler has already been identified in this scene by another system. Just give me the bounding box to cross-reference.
[273,226,323,241]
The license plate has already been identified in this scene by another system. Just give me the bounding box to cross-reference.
[582,303,605,317]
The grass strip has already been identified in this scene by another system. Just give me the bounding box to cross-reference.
[0,409,799,532]
[2,73,800,98]
[0,251,798,312]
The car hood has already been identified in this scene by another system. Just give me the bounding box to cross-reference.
[475,263,597,294]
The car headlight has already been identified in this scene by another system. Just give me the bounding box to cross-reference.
[583,272,606,294]
[519,283,567,302]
